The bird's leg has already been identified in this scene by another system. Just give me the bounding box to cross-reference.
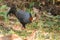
[21,24,26,30]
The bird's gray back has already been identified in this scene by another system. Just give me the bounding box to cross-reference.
[15,10,31,23]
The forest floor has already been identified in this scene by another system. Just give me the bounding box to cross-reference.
[0,1,60,40]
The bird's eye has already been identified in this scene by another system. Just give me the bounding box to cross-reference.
[29,17,33,21]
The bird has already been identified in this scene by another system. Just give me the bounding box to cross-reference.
[7,5,33,29]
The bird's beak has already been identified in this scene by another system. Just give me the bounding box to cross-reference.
[32,17,36,22]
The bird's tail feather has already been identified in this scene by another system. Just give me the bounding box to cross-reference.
[7,4,17,16]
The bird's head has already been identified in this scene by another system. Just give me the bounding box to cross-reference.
[29,17,33,22]
[29,13,36,22]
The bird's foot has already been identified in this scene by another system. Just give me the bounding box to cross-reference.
[21,27,25,30]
